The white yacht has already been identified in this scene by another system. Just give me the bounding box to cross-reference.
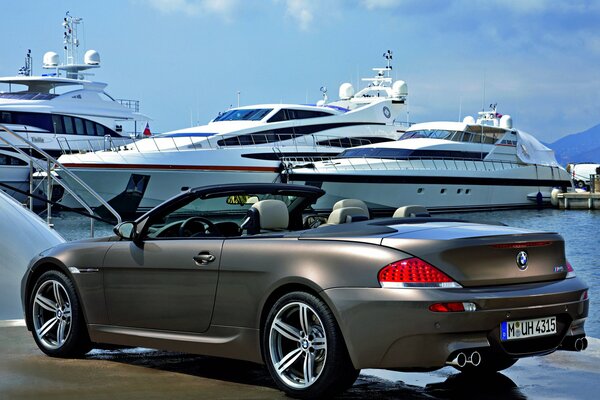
[285,107,573,213]
[56,52,410,214]
[0,13,149,202]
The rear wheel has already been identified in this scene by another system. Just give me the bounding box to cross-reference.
[576,180,586,188]
[263,291,359,399]
[30,270,92,357]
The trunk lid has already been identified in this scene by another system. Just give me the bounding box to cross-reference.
[381,222,567,287]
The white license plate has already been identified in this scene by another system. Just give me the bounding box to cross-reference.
[500,316,557,341]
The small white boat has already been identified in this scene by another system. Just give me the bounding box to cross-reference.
[285,107,573,213]
[56,51,410,214]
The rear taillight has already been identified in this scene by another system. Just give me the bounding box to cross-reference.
[429,302,477,312]
[378,257,462,288]
[566,261,576,279]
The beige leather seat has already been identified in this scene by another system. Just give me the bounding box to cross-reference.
[325,206,369,225]
[393,205,430,218]
[332,199,370,218]
[241,199,289,234]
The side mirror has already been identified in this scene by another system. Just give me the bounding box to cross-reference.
[114,221,137,240]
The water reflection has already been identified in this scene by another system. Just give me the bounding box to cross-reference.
[426,372,527,400]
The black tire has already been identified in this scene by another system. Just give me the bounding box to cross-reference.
[29,270,92,357]
[454,355,518,374]
[576,180,585,189]
[263,291,359,399]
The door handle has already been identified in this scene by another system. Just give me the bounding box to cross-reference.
[193,252,216,265]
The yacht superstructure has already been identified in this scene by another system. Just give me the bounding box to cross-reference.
[285,107,572,212]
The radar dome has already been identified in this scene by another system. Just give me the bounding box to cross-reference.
[338,83,354,100]
[463,116,476,124]
[43,51,59,67]
[500,114,513,129]
[392,80,408,97]
[84,50,101,65]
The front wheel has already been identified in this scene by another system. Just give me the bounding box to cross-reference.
[29,270,92,357]
[263,292,359,399]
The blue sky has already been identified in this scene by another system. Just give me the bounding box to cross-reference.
[2,0,599,142]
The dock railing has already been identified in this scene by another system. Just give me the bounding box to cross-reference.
[0,124,122,236]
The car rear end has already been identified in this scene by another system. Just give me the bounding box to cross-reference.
[322,221,589,371]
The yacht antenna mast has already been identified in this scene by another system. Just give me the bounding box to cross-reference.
[18,49,32,76]
[63,12,82,67]
[383,50,393,78]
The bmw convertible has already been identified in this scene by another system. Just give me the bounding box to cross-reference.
[21,183,589,398]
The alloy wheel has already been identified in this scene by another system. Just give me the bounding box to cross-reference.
[268,301,328,389]
[32,279,73,350]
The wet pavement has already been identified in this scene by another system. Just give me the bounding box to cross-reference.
[1,320,598,399]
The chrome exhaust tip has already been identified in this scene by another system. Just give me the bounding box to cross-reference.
[574,337,588,351]
[446,351,481,367]
[470,351,481,367]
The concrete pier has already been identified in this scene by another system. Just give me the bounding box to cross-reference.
[558,192,600,209]
[1,320,599,400]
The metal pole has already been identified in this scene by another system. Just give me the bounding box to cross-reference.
[47,159,52,226]
[29,159,34,211]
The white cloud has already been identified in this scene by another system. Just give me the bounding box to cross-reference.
[142,0,238,18]
[284,0,316,31]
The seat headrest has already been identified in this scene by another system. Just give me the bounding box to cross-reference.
[393,205,430,218]
[327,206,369,225]
[251,199,289,231]
[332,199,369,217]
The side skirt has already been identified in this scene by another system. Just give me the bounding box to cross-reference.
[88,324,263,364]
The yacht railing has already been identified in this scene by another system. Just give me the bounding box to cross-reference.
[116,99,140,112]
[282,155,525,174]
[0,124,122,236]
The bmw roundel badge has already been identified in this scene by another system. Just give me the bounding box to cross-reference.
[516,251,528,271]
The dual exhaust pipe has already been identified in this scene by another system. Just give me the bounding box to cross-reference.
[446,350,482,368]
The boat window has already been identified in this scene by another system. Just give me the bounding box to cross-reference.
[267,109,288,123]
[316,137,394,148]
[74,118,86,135]
[0,154,27,166]
[1,112,12,124]
[10,112,54,132]
[268,109,333,123]
[52,115,64,134]
[336,147,487,161]
[213,108,272,122]
[96,123,106,136]
[400,130,455,140]
[63,117,75,134]
[0,92,59,100]
[85,120,96,136]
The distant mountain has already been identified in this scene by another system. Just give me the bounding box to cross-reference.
[547,123,600,165]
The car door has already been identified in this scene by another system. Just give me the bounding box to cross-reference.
[102,239,222,333]
[102,195,224,334]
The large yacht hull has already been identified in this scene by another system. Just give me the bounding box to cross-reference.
[287,161,572,213]
[58,166,279,213]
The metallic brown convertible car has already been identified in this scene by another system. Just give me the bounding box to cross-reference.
[21,183,589,398]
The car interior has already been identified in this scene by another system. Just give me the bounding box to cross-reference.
[141,189,431,240]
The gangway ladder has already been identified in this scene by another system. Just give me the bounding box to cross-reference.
[0,124,122,237]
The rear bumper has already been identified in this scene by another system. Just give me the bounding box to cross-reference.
[323,277,588,370]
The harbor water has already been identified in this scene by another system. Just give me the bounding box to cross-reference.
[50,208,600,338]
